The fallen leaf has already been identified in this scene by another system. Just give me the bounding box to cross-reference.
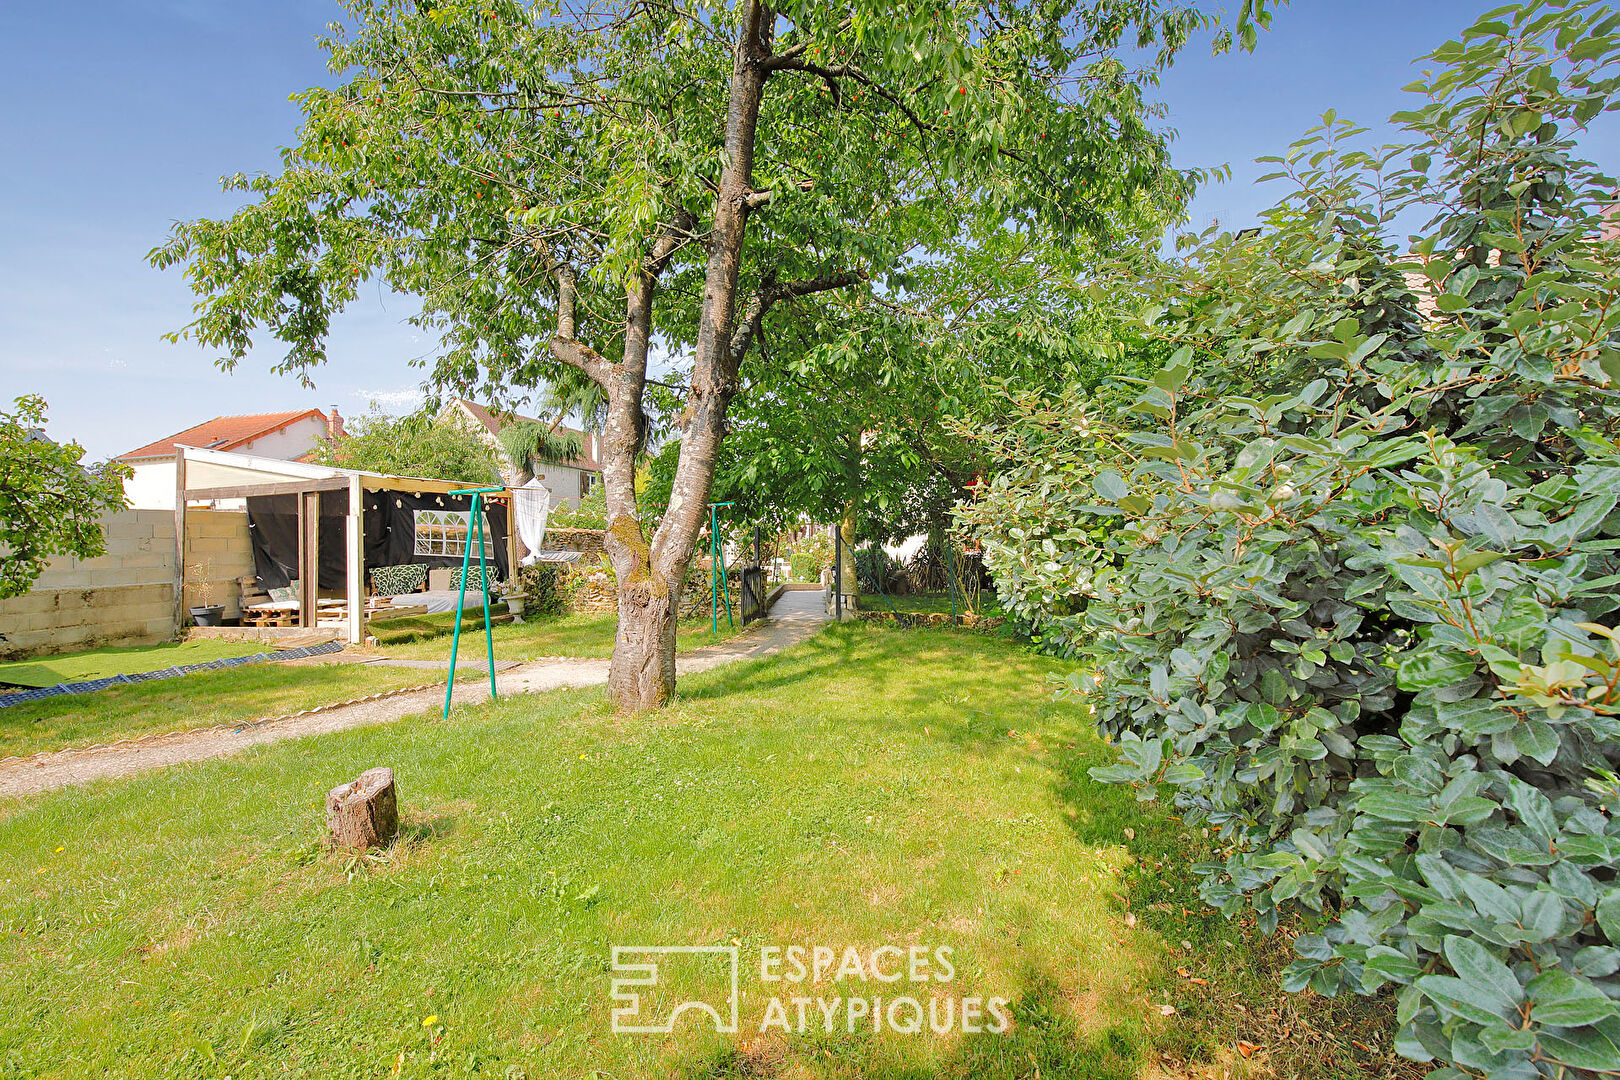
[1157,1003,1177,1016]
[1236,1040,1259,1059]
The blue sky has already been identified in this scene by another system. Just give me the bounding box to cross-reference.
[3,1,1607,462]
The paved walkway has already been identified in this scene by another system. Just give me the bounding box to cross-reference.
[0,590,829,798]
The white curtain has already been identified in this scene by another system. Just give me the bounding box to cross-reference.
[513,479,552,566]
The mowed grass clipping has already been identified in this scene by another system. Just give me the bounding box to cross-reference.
[0,625,1407,1079]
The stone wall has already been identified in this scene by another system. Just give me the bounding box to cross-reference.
[552,551,742,622]
[0,510,177,660]
[545,528,606,556]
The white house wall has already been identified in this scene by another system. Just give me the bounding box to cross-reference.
[125,461,178,510]
[528,463,594,510]
[239,416,329,461]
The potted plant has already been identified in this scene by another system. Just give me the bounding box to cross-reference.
[501,588,527,623]
[186,558,225,627]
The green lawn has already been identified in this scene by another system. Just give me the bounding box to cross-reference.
[0,662,463,759]
[0,640,270,689]
[873,590,1006,618]
[369,610,746,662]
[0,625,1405,1079]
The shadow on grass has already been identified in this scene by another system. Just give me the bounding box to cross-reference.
[673,969,1147,1080]
[677,621,1417,1079]
[676,623,1051,757]
[1046,732,1423,1080]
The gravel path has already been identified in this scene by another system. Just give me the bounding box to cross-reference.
[0,590,829,798]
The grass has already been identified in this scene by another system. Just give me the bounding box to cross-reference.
[0,661,461,759]
[870,590,1006,618]
[0,640,270,689]
[0,624,1409,1079]
[368,610,747,662]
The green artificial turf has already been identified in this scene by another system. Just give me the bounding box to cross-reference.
[0,640,269,689]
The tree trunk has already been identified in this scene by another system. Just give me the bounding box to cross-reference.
[606,1,773,710]
[325,767,398,851]
[610,577,679,708]
[837,501,860,615]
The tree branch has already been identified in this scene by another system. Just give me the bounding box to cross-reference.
[759,19,853,72]
[547,263,611,384]
[728,269,869,368]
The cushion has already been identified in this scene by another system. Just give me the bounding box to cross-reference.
[268,582,298,604]
[449,565,497,593]
[370,564,428,597]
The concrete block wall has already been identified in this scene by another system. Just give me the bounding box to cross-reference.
[0,510,178,660]
[182,510,255,619]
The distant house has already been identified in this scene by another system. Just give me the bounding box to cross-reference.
[439,398,603,509]
[118,408,345,509]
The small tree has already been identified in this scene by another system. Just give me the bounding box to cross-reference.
[310,406,500,484]
[0,396,129,599]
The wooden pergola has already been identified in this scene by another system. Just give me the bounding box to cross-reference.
[174,446,517,644]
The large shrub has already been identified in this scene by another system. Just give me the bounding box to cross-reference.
[964,6,1620,1077]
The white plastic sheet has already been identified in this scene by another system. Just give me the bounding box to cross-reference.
[513,479,552,566]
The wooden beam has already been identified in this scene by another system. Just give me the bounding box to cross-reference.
[346,475,364,645]
[182,476,351,501]
[359,475,488,496]
[299,491,321,629]
[505,497,519,585]
[173,450,187,632]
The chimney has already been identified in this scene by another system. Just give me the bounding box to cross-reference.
[327,407,346,440]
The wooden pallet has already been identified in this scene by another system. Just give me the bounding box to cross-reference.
[242,610,298,628]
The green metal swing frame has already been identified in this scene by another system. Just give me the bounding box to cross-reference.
[443,486,504,718]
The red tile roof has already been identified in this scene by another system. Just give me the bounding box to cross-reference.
[118,409,327,461]
[452,399,601,471]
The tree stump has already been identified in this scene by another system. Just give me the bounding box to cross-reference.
[325,767,398,851]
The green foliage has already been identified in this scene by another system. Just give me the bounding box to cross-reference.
[550,487,607,529]
[495,420,582,475]
[712,234,1177,546]
[964,5,1620,1077]
[787,532,833,582]
[854,545,901,594]
[144,0,1241,401]
[311,406,499,484]
[515,563,565,616]
[0,395,129,600]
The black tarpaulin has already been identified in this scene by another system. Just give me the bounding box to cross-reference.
[246,488,508,591]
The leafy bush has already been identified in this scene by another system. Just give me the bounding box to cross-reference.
[311,406,499,484]
[0,395,129,599]
[515,563,565,617]
[787,533,833,582]
[854,546,902,594]
[964,6,1620,1077]
[550,487,607,529]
